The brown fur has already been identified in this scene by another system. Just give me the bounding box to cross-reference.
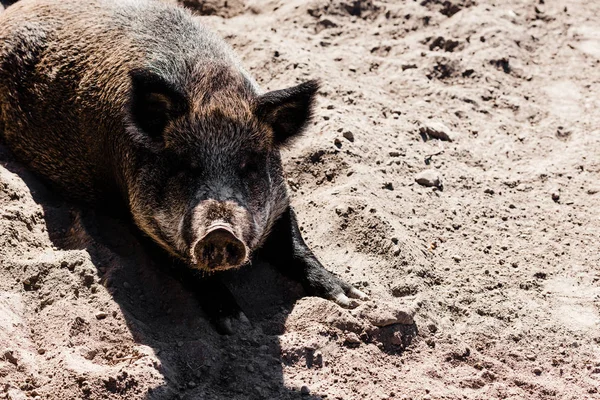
[0,0,316,269]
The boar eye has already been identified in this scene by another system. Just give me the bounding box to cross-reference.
[240,153,262,175]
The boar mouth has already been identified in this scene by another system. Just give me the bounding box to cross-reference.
[192,222,249,271]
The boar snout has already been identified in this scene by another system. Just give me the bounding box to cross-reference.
[194,223,248,271]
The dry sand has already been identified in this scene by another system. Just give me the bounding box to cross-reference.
[1,0,600,399]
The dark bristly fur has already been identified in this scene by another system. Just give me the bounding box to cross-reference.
[0,0,365,332]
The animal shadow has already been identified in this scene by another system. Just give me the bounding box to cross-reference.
[0,142,322,399]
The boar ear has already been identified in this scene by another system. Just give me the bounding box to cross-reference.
[255,80,320,146]
[129,69,188,139]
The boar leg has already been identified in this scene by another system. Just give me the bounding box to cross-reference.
[260,207,368,308]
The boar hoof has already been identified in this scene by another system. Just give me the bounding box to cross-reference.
[333,287,369,309]
[305,267,369,309]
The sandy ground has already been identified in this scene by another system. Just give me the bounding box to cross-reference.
[1,0,600,399]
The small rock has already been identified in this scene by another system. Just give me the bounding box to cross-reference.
[534,271,547,279]
[484,188,495,195]
[334,138,342,148]
[427,323,438,334]
[343,131,355,142]
[188,381,196,388]
[300,385,310,396]
[344,332,361,346]
[383,182,394,190]
[452,255,462,262]
[3,349,18,365]
[415,169,442,188]
[587,187,599,195]
[419,121,454,142]
[551,191,560,203]
[533,367,542,376]
[95,312,108,320]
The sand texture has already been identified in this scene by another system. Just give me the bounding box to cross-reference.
[1,0,600,399]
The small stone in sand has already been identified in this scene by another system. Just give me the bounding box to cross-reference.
[300,385,310,395]
[3,349,18,365]
[419,121,454,142]
[415,169,442,188]
[343,131,355,142]
[95,312,108,320]
[344,332,361,345]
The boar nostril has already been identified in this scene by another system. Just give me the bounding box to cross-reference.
[194,227,247,270]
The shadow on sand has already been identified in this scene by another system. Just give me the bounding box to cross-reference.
[0,142,326,399]
[1,141,418,399]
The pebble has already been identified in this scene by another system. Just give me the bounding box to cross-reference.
[3,349,18,365]
[551,191,560,203]
[187,381,196,388]
[300,385,310,395]
[533,367,542,375]
[415,169,442,188]
[419,121,454,142]
[344,332,361,345]
[95,311,108,320]
[343,131,355,142]
[334,138,342,148]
